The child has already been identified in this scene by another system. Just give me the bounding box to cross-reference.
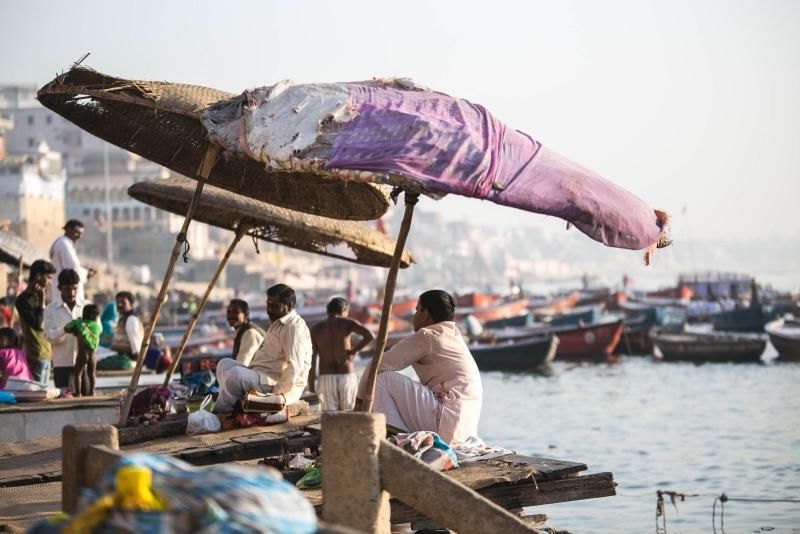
[0,327,33,388]
[65,304,101,397]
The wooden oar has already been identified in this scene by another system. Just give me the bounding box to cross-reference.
[118,145,218,426]
[361,192,419,412]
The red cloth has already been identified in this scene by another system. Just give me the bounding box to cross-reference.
[0,347,33,388]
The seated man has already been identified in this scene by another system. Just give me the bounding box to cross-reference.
[309,297,374,411]
[227,298,265,366]
[213,284,312,413]
[110,291,144,360]
[356,289,482,445]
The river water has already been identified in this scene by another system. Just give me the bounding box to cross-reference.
[477,347,800,533]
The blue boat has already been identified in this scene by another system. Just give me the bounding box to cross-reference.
[618,303,686,354]
[712,305,777,333]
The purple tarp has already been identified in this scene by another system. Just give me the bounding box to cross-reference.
[203,80,669,254]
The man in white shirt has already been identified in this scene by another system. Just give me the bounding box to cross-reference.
[44,269,84,389]
[49,220,96,305]
[214,284,312,413]
[110,291,144,359]
[356,289,483,445]
[227,299,265,366]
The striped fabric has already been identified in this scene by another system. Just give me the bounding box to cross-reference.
[317,373,358,411]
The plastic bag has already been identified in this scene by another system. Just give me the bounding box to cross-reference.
[186,395,221,435]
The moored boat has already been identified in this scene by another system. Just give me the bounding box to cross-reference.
[765,318,800,361]
[552,319,624,361]
[652,330,767,363]
[536,304,604,328]
[617,303,686,355]
[469,334,558,371]
[712,305,777,333]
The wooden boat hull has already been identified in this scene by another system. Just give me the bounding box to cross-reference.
[553,320,624,361]
[483,313,533,330]
[469,334,558,371]
[540,305,603,328]
[652,331,766,363]
[456,298,529,323]
[765,319,800,361]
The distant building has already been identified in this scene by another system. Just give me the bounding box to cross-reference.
[0,86,214,273]
[0,143,66,251]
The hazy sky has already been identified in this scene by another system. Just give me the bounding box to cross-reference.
[2,0,799,242]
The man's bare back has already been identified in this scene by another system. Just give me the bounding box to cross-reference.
[309,314,374,391]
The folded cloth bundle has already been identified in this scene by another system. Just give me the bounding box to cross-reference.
[242,389,286,413]
[388,431,459,472]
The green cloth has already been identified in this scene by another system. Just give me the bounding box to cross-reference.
[97,353,134,371]
[66,319,102,351]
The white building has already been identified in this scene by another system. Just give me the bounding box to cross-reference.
[0,142,66,251]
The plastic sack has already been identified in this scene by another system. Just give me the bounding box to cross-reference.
[61,453,317,534]
[186,395,221,435]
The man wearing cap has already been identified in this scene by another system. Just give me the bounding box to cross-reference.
[15,259,57,384]
[49,220,97,305]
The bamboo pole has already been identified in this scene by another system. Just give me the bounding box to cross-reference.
[118,145,218,426]
[362,192,418,412]
[161,224,248,386]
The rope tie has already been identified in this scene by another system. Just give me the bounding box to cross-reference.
[177,232,190,263]
[252,233,260,254]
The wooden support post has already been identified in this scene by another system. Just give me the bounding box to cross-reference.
[162,224,248,386]
[62,424,119,514]
[379,441,535,533]
[119,145,219,426]
[321,412,390,534]
[361,192,418,412]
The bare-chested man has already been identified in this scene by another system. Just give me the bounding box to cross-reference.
[309,297,374,411]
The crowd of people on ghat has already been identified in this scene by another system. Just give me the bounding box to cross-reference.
[2,219,485,448]
[1,220,148,397]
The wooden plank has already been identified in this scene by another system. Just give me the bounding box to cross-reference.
[231,433,285,448]
[388,472,616,524]
[118,415,189,445]
[492,454,587,480]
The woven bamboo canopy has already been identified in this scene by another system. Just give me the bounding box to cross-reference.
[128,177,413,268]
[38,67,389,221]
[0,229,46,268]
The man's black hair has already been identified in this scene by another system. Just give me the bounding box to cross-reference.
[63,219,84,230]
[58,268,81,287]
[116,291,135,305]
[29,259,56,281]
[267,284,296,308]
[0,327,19,348]
[418,289,456,323]
[83,304,100,321]
[326,297,349,316]
[229,298,250,318]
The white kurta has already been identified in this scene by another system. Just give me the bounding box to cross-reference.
[357,321,483,445]
[215,310,312,412]
[49,235,88,304]
[43,301,83,367]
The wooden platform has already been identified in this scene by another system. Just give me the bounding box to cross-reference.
[0,414,616,531]
[0,396,123,442]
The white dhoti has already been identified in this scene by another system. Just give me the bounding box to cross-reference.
[317,373,358,411]
[372,370,481,445]
[213,358,275,413]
